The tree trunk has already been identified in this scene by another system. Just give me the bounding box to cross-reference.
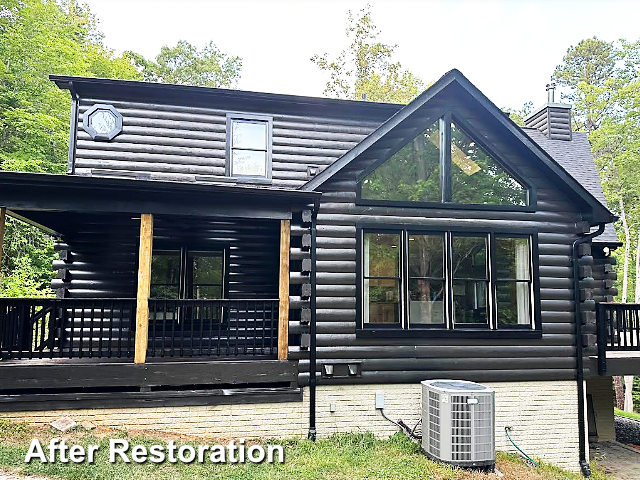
[614,376,625,409]
[636,229,640,303]
[619,198,630,303]
[624,376,635,412]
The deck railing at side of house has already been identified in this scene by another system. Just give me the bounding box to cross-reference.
[596,302,640,374]
[0,298,136,360]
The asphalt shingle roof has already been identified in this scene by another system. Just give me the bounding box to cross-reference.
[522,127,619,244]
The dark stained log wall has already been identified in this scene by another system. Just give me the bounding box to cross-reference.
[59,86,616,385]
[287,94,614,385]
[74,99,383,188]
[52,215,280,300]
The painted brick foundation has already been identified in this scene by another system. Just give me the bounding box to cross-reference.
[586,376,615,442]
[0,380,581,471]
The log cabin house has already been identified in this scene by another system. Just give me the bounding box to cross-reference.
[0,69,638,473]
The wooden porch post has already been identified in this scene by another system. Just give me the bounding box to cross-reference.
[134,213,153,364]
[0,207,5,288]
[278,219,291,361]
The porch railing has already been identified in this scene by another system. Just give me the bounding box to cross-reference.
[596,302,640,374]
[148,299,279,358]
[0,298,136,360]
[0,297,279,361]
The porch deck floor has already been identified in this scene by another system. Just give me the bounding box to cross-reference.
[0,355,276,366]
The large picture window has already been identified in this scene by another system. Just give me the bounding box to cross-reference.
[360,228,537,332]
[359,113,529,208]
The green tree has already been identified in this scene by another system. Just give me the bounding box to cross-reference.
[554,38,640,412]
[0,0,140,174]
[126,40,242,88]
[502,101,534,127]
[552,37,623,133]
[311,5,425,104]
[0,0,141,296]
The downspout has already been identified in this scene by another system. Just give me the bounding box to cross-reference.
[308,200,319,441]
[573,222,605,477]
[67,81,79,175]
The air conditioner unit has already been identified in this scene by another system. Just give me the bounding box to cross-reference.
[421,380,495,470]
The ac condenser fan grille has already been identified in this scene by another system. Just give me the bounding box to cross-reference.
[428,390,441,457]
[451,395,472,461]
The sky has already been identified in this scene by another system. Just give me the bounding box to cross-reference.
[83,0,640,110]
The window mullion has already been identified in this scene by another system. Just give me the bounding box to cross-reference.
[440,113,452,203]
[403,230,409,329]
[488,233,497,330]
[445,231,453,329]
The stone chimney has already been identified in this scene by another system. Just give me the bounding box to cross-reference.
[523,82,572,140]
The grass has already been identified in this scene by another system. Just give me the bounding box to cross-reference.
[614,407,640,421]
[0,418,613,480]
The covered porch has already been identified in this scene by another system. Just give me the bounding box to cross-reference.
[0,172,316,406]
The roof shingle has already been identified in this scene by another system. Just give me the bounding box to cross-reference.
[523,127,618,244]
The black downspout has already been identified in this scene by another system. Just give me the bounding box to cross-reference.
[308,201,319,441]
[573,223,605,477]
[67,81,79,175]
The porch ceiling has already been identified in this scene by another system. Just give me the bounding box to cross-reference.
[0,171,318,235]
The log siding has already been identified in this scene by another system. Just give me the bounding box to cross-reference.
[74,99,382,187]
[47,76,616,384]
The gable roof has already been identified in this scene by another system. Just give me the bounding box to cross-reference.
[301,69,616,225]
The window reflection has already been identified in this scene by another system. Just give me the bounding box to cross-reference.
[359,116,529,207]
[451,235,488,326]
[450,123,527,206]
[496,237,532,326]
[409,234,445,325]
[363,233,401,325]
[361,121,440,202]
[230,119,269,177]
[233,121,267,150]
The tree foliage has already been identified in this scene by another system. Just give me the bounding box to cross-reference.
[0,0,144,296]
[554,38,640,412]
[502,101,534,127]
[0,1,243,296]
[126,40,242,88]
[0,0,140,174]
[311,5,425,104]
[551,37,633,133]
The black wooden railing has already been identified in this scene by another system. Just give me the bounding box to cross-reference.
[147,299,279,358]
[596,302,640,374]
[0,297,279,361]
[0,298,136,360]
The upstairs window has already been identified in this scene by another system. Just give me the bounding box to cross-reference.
[226,113,272,179]
[359,114,529,207]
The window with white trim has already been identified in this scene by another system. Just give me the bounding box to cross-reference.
[226,114,272,179]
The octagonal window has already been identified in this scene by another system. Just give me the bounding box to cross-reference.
[82,104,123,141]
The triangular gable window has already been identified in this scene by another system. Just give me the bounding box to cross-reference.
[360,114,528,207]
[360,120,441,203]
